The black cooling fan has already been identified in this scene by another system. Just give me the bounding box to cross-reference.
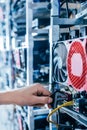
[52,42,67,83]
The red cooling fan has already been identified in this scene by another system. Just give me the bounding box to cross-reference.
[67,40,87,91]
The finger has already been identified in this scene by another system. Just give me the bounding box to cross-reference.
[33,104,45,107]
[32,96,53,105]
[38,85,51,96]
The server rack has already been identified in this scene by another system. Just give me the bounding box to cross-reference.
[49,0,87,130]
[10,0,50,130]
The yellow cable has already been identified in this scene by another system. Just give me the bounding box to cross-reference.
[47,101,74,128]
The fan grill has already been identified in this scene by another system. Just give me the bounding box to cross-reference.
[52,42,67,83]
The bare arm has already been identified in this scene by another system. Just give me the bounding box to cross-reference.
[0,83,52,107]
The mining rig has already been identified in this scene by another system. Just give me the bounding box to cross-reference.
[49,0,87,129]
[50,36,87,130]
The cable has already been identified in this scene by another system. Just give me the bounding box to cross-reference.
[47,101,74,128]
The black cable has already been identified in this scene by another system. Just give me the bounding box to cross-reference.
[58,0,60,17]
[66,0,69,18]
[65,0,71,39]
[60,0,66,7]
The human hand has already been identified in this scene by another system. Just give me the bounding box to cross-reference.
[13,83,52,107]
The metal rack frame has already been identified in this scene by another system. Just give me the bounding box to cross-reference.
[49,0,87,129]
[26,0,50,129]
[26,0,34,129]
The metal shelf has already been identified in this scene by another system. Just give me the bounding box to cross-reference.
[32,29,49,38]
[32,28,49,41]
[53,17,87,26]
[76,8,87,19]
[12,2,50,21]
[32,28,49,34]
[28,2,50,19]
[28,2,49,9]
[33,108,49,116]
[33,9,50,19]
[12,46,28,50]
[76,1,87,19]
[61,107,87,127]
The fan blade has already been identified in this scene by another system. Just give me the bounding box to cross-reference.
[53,56,58,65]
[62,61,67,69]
[62,67,67,76]
[53,42,67,82]
[57,68,61,82]
[59,69,66,82]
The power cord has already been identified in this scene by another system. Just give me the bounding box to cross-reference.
[47,101,74,128]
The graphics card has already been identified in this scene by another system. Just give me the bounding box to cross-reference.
[51,37,87,129]
[52,37,87,92]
